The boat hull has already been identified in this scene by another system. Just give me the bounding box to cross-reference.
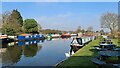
[61,34,71,38]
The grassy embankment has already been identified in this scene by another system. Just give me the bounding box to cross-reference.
[57,38,119,68]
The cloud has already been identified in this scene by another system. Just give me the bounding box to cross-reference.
[36,13,78,30]
[35,13,100,31]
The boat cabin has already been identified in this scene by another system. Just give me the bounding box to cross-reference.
[70,38,85,47]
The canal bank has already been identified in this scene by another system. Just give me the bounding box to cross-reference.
[56,38,100,68]
[56,38,119,68]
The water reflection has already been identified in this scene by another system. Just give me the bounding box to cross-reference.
[1,43,8,48]
[2,40,44,66]
[2,45,22,66]
[2,38,72,66]
[17,40,44,46]
[23,44,41,57]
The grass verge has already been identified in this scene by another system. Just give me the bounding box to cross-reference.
[57,38,119,68]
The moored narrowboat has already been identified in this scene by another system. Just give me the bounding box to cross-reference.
[70,37,85,48]
[0,35,14,44]
[61,34,71,38]
[17,34,45,42]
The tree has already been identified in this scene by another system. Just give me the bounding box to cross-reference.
[86,26,93,36]
[2,17,21,35]
[23,44,38,57]
[1,12,10,33]
[37,23,42,32]
[2,10,22,35]
[76,26,82,33]
[101,12,118,34]
[23,19,38,33]
[81,29,85,33]
[10,9,23,26]
[100,28,104,35]
[2,11,11,23]
[87,26,93,32]
[0,14,2,32]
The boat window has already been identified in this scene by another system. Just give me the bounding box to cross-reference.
[71,38,78,44]
[77,38,82,45]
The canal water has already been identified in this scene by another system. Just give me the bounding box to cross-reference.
[2,38,72,66]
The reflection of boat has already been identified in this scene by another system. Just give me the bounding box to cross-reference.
[51,38,60,41]
[46,36,52,41]
[17,40,44,46]
[8,42,15,47]
[65,51,74,57]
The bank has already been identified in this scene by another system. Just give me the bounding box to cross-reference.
[56,37,118,68]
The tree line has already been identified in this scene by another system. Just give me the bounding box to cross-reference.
[76,12,118,38]
[1,9,74,35]
[1,9,40,35]
[100,12,118,38]
[0,9,118,37]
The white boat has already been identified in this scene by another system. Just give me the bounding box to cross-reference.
[70,37,85,47]
[65,51,74,57]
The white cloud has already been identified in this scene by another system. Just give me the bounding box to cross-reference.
[35,13,100,31]
[35,13,78,30]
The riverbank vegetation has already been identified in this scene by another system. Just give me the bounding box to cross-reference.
[1,9,40,35]
[1,9,101,36]
[100,12,118,39]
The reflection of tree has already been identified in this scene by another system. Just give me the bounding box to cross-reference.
[37,45,42,52]
[2,45,22,66]
[23,44,39,57]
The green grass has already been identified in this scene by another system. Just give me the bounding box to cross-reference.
[57,38,119,68]
[112,39,119,47]
[57,38,100,68]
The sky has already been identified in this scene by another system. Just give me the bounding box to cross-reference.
[1,0,120,2]
[1,2,118,31]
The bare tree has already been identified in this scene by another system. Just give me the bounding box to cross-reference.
[38,23,42,32]
[76,26,82,33]
[101,12,118,34]
[87,26,93,32]
[2,11,11,23]
[0,13,2,27]
[0,13,2,32]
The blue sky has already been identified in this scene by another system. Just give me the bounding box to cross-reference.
[1,0,119,2]
[2,2,118,31]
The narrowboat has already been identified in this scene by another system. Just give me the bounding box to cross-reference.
[0,35,14,44]
[70,37,85,48]
[61,34,71,38]
[17,34,45,42]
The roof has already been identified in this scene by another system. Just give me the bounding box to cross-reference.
[20,34,31,36]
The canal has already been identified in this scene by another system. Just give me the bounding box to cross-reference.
[2,38,72,66]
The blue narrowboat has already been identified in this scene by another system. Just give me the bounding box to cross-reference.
[17,34,45,41]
